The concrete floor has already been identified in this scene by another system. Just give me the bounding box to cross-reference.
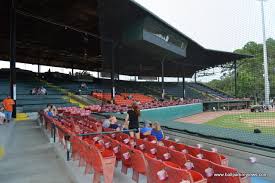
[0,120,74,183]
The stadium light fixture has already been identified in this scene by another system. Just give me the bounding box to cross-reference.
[257,0,270,105]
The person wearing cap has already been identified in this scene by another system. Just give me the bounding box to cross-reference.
[2,96,15,123]
[140,121,152,137]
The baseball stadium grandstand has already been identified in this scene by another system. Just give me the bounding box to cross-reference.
[0,0,274,183]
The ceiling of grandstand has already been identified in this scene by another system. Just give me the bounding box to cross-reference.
[0,0,251,77]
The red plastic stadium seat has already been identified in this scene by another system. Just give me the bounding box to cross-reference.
[120,143,133,174]
[109,139,122,165]
[201,149,229,166]
[144,153,167,183]
[143,140,158,156]
[175,143,188,153]
[145,135,157,142]
[135,139,146,152]
[161,139,178,150]
[131,148,147,182]
[169,148,187,168]
[185,145,201,157]
[156,145,170,161]
[210,162,250,183]
[89,144,116,183]
[163,161,207,183]
[186,154,213,183]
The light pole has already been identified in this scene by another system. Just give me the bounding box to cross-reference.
[258,0,270,105]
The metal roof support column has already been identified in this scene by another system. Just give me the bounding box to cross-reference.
[194,72,197,83]
[10,0,16,118]
[234,60,237,97]
[161,58,165,99]
[182,76,185,99]
[71,66,74,76]
[37,64,41,75]
[111,42,116,100]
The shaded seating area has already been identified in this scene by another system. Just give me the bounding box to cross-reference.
[0,69,75,112]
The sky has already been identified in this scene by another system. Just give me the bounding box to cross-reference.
[1,0,274,82]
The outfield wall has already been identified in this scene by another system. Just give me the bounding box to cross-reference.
[140,103,203,122]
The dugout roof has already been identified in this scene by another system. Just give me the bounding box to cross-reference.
[0,0,251,77]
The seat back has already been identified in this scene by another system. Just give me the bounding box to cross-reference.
[156,145,170,161]
[144,141,158,155]
[144,153,167,183]
[146,135,157,142]
[120,143,132,166]
[175,143,187,153]
[131,149,147,174]
[201,149,222,164]
[185,145,201,157]
[169,148,187,168]
[163,161,193,183]
[162,139,177,149]
[90,144,103,172]
[210,162,241,183]
[109,139,122,160]
[135,138,146,152]
[187,154,213,180]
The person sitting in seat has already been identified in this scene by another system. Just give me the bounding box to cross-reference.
[140,121,152,137]
[151,122,164,141]
[80,82,88,90]
[109,116,119,131]
[0,105,5,125]
[40,86,47,95]
[45,104,57,117]
[31,88,37,95]
[102,115,117,128]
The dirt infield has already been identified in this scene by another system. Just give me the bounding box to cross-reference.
[240,118,275,127]
[175,110,248,124]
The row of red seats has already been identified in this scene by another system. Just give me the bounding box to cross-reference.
[41,112,249,183]
[42,113,117,183]
[101,130,248,183]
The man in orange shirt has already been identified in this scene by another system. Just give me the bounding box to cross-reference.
[2,96,15,123]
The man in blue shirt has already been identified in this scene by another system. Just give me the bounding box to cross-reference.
[140,121,152,135]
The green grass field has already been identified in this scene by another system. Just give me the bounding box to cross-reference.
[205,112,275,135]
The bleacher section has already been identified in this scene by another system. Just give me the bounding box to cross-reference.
[188,82,232,99]
[0,69,75,112]
[42,72,237,102]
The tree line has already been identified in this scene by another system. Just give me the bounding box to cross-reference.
[207,38,275,101]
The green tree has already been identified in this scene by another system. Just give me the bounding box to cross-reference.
[207,38,275,100]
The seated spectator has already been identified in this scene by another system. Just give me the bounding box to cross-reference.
[45,104,57,117]
[140,121,152,136]
[31,88,37,95]
[80,82,88,90]
[40,86,47,95]
[151,122,164,141]
[0,106,5,125]
[109,119,119,131]
[102,115,112,128]
[37,87,42,95]
[102,115,118,129]
[128,94,133,99]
